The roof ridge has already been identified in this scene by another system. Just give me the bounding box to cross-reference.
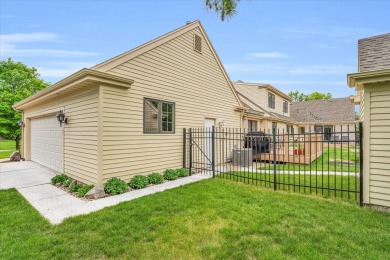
[92,20,200,70]
[291,97,350,104]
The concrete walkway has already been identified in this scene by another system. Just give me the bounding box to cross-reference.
[0,162,211,224]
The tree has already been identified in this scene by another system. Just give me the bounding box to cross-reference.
[205,0,240,21]
[305,91,333,101]
[288,91,306,102]
[288,91,333,102]
[0,58,49,150]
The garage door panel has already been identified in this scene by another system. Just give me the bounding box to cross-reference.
[31,116,64,172]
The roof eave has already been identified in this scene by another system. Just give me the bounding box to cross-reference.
[347,69,390,89]
[13,68,134,111]
[261,84,292,102]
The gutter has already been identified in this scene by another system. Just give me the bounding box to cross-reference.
[347,68,390,88]
[13,68,134,111]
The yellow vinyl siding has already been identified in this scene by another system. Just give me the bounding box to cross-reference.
[100,27,241,181]
[23,87,99,184]
[367,82,390,207]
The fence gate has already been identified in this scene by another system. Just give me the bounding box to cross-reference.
[183,123,363,205]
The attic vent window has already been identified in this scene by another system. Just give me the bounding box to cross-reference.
[194,34,202,53]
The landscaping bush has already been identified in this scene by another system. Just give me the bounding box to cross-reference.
[176,168,189,177]
[129,175,149,189]
[77,185,94,197]
[148,172,164,184]
[63,178,73,187]
[70,183,83,193]
[163,169,179,180]
[51,174,68,185]
[104,177,128,195]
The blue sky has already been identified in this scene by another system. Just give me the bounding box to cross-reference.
[1,0,389,98]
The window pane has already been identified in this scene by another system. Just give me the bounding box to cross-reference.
[144,100,159,132]
[268,93,275,109]
[161,102,174,132]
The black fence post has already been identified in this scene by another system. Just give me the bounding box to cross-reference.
[212,126,215,178]
[359,122,364,206]
[189,128,193,176]
[183,128,186,169]
[273,128,277,191]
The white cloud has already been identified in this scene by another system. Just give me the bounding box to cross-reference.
[0,32,97,58]
[3,48,97,57]
[253,79,347,86]
[0,32,59,43]
[289,65,355,75]
[309,44,339,49]
[224,63,288,74]
[225,62,354,76]
[278,26,382,39]
[249,52,290,59]
[37,62,96,81]
[0,15,19,19]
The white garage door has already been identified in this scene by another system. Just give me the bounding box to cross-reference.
[30,116,64,172]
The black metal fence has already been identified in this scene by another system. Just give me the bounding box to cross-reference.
[183,123,363,205]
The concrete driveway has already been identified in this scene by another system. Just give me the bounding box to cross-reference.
[0,161,54,189]
[0,161,210,224]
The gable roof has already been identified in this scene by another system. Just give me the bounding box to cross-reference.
[358,33,390,72]
[234,82,295,123]
[14,21,243,111]
[233,81,292,102]
[290,98,356,123]
[93,20,242,107]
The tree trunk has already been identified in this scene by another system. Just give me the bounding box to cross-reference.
[15,137,20,151]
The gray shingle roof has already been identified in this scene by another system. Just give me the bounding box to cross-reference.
[290,98,356,123]
[359,33,390,72]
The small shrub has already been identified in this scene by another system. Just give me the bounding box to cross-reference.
[63,178,73,187]
[104,177,128,195]
[78,185,94,197]
[176,168,189,177]
[129,175,149,189]
[51,174,68,185]
[163,169,179,180]
[70,183,83,193]
[148,172,164,184]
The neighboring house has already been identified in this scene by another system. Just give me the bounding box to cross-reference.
[348,33,390,209]
[13,21,243,185]
[290,98,357,141]
[233,81,356,140]
[233,81,296,134]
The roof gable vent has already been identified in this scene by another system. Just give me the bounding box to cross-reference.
[194,33,202,53]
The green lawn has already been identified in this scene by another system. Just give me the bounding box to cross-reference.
[0,140,16,159]
[1,179,390,259]
[220,172,360,203]
[259,147,360,172]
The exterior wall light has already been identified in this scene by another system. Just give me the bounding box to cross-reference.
[18,120,25,127]
[56,110,68,127]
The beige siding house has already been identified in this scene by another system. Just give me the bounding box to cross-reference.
[290,98,357,141]
[233,81,296,134]
[348,33,390,209]
[13,21,243,185]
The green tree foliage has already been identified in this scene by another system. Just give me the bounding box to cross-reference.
[288,91,333,102]
[205,0,240,21]
[0,58,49,149]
